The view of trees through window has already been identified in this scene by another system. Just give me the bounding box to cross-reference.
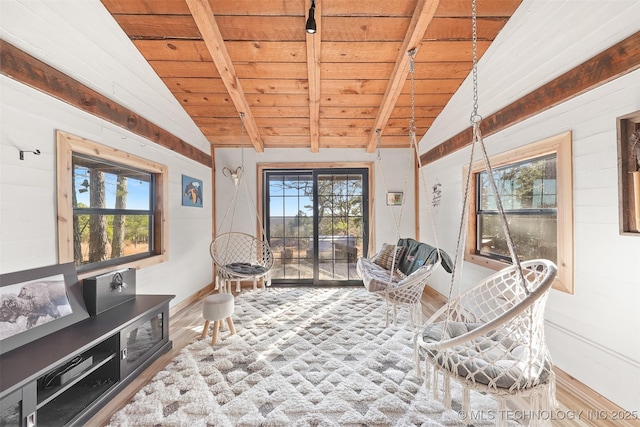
[476,154,558,262]
[266,169,367,283]
[72,154,153,268]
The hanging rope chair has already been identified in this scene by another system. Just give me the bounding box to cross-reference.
[357,50,452,327]
[210,231,273,293]
[210,113,274,293]
[413,2,558,424]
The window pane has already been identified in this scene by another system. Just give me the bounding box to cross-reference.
[269,175,284,196]
[479,155,557,211]
[74,214,150,265]
[477,213,557,261]
[73,155,151,210]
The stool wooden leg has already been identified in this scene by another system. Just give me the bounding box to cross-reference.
[226,317,236,335]
[211,320,220,345]
[201,320,210,339]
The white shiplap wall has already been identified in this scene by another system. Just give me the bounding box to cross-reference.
[419,0,640,412]
[214,147,416,254]
[0,0,213,305]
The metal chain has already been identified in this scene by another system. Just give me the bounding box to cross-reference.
[408,48,417,140]
[240,112,246,172]
[470,0,480,123]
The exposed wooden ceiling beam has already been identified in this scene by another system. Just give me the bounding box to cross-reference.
[306,0,321,153]
[419,30,640,166]
[365,0,440,153]
[185,0,264,152]
[0,39,212,167]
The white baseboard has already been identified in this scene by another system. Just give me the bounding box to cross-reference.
[545,319,640,412]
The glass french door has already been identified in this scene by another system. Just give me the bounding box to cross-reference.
[265,168,369,285]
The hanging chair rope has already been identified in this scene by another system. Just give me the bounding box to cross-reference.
[211,113,273,291]
[414,0,558,417]
[359,48,452,327]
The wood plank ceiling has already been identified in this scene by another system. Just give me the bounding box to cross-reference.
[100,0,521,153]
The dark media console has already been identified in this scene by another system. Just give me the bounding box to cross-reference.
[0,264,174,427]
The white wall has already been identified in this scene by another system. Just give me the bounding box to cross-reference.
[214,147,417,255]
[0,0,213,305]
[419,0,640,412]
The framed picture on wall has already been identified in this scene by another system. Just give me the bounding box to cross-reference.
[386,192,403,206]
[182,175,203,207]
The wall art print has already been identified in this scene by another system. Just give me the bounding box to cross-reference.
[0,274,72,340]
[182,175,203,208]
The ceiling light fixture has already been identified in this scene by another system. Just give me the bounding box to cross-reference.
[305,0,316,34]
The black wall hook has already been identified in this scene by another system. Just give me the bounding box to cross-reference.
[19,149,41,160]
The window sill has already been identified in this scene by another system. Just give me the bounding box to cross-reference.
[78,254,167,281]
[464,253,572,294]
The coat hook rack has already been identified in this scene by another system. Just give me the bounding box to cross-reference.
[19,149,41,160]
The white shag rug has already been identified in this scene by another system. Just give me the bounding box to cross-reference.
[108,287,509,426]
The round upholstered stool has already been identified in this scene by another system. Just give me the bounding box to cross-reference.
[201,293,236,345]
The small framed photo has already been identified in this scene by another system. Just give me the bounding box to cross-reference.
[182,175,203,207]
[386,192,403,206]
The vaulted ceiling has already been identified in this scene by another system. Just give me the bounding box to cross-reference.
[100,0,521,153]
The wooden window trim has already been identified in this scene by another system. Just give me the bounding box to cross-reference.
[617,110,640,235]
[464,132,574,294]
[56,130,168,279]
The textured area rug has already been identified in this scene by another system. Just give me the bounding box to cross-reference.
[108,287,506,426]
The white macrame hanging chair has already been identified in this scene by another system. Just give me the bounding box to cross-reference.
[357,50,451,328]
[210,113,274,293]
[414,3,558,425]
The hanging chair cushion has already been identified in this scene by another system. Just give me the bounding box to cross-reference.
[397,238,453,275]
[373,243,406,271]
[357,257,404,292]
[422,321,552,390]
[224,262,268,276]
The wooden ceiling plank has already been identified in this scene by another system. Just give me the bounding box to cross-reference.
[306,0,321,152]
[183,105,239,118]
[366,0,441,153]
[216,16,306,41]
[226,41,307,62]
[102,0,309,16]
[185,0,264,152]
[101,0,191,15]
[425,17,508,40]
[244,79,309,94]
[321,79,388,95]
[400,79,462,94]
[320,63,394,79]
[113,14,200,39]
[149,60,219,78]
[321,42,403,63]
[396,93,453,107]
[434,0,522,17]
[321,0,415,17]
[321,94,384,108]
[150,61,309,79]
[133,40,212,61]
[162,77,227,93]
[320,107,378,119]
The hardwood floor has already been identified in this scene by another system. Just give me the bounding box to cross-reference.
[88,286,639,426]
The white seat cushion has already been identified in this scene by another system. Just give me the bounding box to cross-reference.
[202,293,235,320]
[422,321,552,389]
